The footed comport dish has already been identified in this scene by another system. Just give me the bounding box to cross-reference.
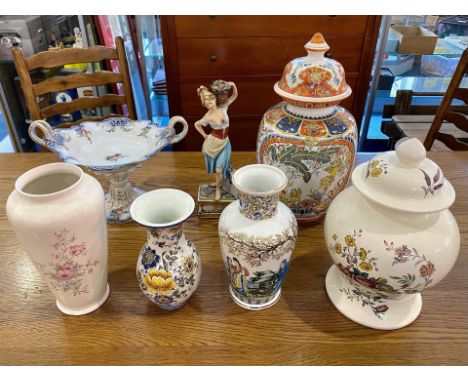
[324,138,460,330]
[28,116,188,223]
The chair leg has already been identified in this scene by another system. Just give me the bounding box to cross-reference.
[381,120,406,150]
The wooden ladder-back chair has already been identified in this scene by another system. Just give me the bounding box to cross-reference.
[424,48,468,151]
[12,36,136,130]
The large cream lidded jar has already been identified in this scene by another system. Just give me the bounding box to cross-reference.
[324,138,460,330]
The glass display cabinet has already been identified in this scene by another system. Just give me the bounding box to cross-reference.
[360,15,467,151]
[0,15,102,152]
[0,15,172,152]
[135,15,169,124]
[96,16,170,125]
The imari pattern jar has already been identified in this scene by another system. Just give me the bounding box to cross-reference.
[257,33,358,224]
[218,164,298,310]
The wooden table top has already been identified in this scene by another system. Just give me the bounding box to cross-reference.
[0,151,467,366]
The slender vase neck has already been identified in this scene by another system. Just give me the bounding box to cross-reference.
[238,191,279,221]
[146,223,184,248]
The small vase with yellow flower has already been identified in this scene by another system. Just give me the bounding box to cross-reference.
[130,189,201,309]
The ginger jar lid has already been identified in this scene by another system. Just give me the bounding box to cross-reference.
[352,138,456,213]
[274,33,352,107]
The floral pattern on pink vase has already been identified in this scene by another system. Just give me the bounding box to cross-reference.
[35,229,99,296]
[7,162,109,315]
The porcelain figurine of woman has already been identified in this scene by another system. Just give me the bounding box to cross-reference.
[195,80,238,201]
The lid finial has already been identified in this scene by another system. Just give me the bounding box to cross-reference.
[395,137,426,168]
[304,32,330,52]
[311,32,325,44]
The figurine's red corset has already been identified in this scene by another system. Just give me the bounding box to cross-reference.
[211,128,229,140]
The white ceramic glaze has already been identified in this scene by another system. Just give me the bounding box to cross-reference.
[352,137,455,213]
[6,162,109,315]
[324,138,460,330]
[28,116,188,223]
[130,189,201,310]
[218,164,298,310]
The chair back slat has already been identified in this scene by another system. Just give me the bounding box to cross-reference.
[434,131,468,150]
[33,71,123,96]
[41,94,126,119]
[424,49,468,151]
[11,36,136,140]
[25,46,118,70]
[452,88,468,104]
[444,111,468,133]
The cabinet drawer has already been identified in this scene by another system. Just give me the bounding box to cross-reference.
[177,36,364,77]
[174,16,369,38]
[180,75,357,117]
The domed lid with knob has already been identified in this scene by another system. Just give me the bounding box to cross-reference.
[274,32,352,107]
[351,138,456,213]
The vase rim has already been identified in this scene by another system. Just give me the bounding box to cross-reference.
[130,188,195,228]
[233,164,287,196]
[15,162,83,199]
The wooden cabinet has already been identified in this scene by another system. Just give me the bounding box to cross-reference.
[161,16,381,150]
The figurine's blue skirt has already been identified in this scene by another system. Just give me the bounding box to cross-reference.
[205,140,231,179]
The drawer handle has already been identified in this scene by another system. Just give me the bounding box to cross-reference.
[208,15,216,19]
[209,54,217,62]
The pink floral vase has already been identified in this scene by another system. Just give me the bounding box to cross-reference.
[6,162,109,315]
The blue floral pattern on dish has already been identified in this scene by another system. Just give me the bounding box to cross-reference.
[43,117,177,172]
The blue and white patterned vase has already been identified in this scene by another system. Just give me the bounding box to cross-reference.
[130,189,201,310]
[218,164,298,310]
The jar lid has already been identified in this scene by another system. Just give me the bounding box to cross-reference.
[352,138,455,213]
[275,33,352,107]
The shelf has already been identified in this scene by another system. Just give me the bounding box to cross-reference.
[362,15,467,149]
[390,76,468,96]
[384,38,465,58]
[143,37,163,59]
